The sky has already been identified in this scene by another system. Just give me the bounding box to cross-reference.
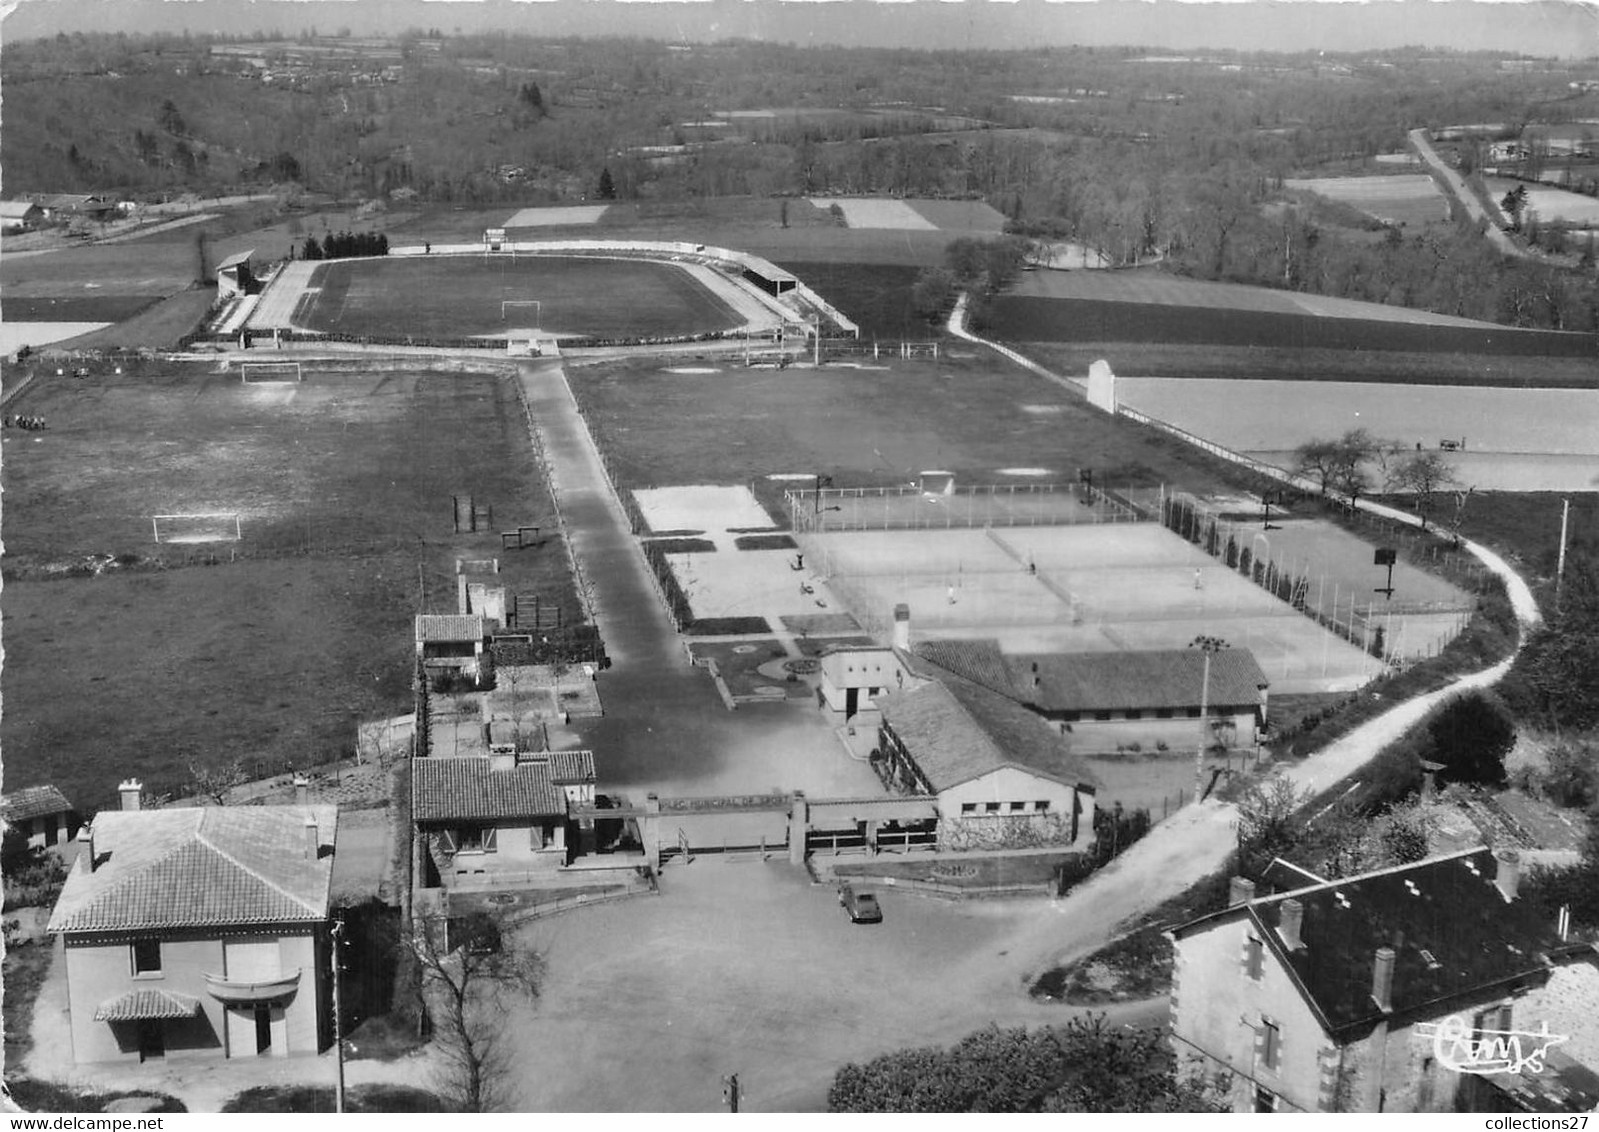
[0,0,1596,55]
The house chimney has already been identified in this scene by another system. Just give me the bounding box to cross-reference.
[304,816,320,860]
[118,779,142,811]
[1278,898,1304,950]
[1371,946,1397,1013]
[892,604,911,651]
[293,777,310,806]
[1228,876,1257,906]
[79,823,97,872]
[1494,848,1522,902]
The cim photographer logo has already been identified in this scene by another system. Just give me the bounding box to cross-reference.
[1415,1015,1569,1076]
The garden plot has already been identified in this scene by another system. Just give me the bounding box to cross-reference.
[633,484,777,538]
[505,206,611,227]
[799,525,1380,694]
[1283,174,1449,227]
[808,198,939,231]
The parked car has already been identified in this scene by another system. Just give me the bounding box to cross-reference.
[838,883,883,924]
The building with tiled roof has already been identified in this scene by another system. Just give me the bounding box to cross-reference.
[46,780,336,1065]
[415,614,488,683]
[412,755,574,890]
[913,638,1269,756]
[875,672,1096,852]
[1168,847,1599,1113]
[2,783,76,849]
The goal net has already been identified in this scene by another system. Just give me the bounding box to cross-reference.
[152,513,242,544]
[240,361,303,384]
[502,300,541,326]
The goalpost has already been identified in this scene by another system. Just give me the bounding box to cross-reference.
[152,513,242,544]
[240,361,303,384]
[502,300,541,327]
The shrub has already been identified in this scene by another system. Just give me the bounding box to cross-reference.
[1429,690,1514,788]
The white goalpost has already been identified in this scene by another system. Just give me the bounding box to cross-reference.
[240,361,303,384]
[152,513,243,544]
[501,300,541,326]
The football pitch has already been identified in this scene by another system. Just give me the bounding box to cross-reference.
[293,254,746,340]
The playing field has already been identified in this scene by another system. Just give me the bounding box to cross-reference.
[293,255,746,340]
[1284,174,1450,228]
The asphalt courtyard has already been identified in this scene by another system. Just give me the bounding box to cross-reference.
[498,856,1164,1112]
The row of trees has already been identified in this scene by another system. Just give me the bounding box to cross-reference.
[1294,429,1466,532]
[302,230,389,260]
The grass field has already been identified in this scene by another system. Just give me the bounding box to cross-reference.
[298,255,744,339]
[566,354,1272,515]
[0,362,579,813]
[776,261,931,338]
[1284,174,1450,228]
[1485,177,1599,226]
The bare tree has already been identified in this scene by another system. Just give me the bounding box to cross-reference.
[1386,452,1460,531]
[410,910,543,1113]
[189,759,245,805]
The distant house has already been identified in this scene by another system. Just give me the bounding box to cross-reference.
[0,200,44,234]
[47,779,337,1064]
[875,668,1097,852]
[2,784,76,849]
[915,638,1269,755]
[1168,848,1599,1113]
[412,752,580,891]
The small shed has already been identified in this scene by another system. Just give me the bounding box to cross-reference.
[2,785,77,849]
[215,249,257,298]
[0,201,44,233]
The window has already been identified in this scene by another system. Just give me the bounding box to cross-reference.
[1156,708,1175,719]
[458,826,498,853]
[1035,801,1051,814]
[131,939,162,976]
[961,803,977,815]
[1259,1018,1281,1070]
[1243,934,1264,980]
[1125,709,1143,720]
[1094,710,1113,721]
[1060,711,1082,723]
[985,802,1001,814]
[1253,1087,1278,1113]
[1186,707,1202,718]
[1008,802,1025,814]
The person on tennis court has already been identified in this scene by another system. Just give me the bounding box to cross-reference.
[1194,568,1204,590]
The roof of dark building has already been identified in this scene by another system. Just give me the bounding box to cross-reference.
[1172,848,1575,1038]
[913,639,1018,698]
[412,756,566,822]
[2,784,74,825]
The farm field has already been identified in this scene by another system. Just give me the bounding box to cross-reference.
[988,279,1595,356]
[809,198,938,231]
[296,255,744,340]
[903,199,1009,233]
[566,354,1262,511]
[777,262,929,338]
[504,205,612,227]
[1018,342,1599,390]
[1484,177,1599,226]
[1283,174,1450,227]
[0,362,580,812]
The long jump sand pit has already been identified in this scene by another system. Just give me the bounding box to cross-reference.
[800,525,1381,694]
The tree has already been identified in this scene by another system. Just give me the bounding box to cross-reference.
[1501,184,1529,231]
[596,167,616,201]
[188,759,245,805]
[1428,691,1515,788]
[302,235,324,261]
[1385,451,1458,531]
[1504,556,1599,730]
[1235,776,1310,879]
[410,910,543,1112]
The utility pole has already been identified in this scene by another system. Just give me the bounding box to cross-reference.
[722,1072,740,1113]
[1191,636,1229,804]
[331,915,346,1114]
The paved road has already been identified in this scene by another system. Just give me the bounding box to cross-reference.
[1408,128,1526,259]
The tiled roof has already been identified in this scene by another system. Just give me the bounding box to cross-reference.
[913,639,1018,697]
[415,615,486,642]
[94,988,202,1022]
[1172,848,1574,1038]
[215,249,255,272]
[878,674,1096,793]
[2,784,73,824]
[48,806,337,935]
[540,749,596,785]
[1007,648,1269,712]
[412,757,566,822]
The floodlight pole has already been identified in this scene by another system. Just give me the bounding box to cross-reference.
[1556,497,1571,609]
[1190,636,1229,805]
